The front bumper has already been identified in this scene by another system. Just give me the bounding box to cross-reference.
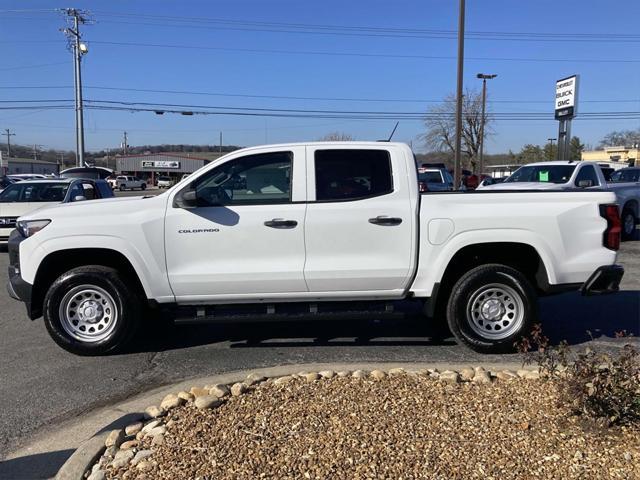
[6,229,36,318]
[581,265,624,296]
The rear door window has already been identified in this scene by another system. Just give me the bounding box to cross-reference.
[314,149,393,201]
[574,165,599,187]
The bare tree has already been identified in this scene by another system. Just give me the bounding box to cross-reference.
[598,128,640,149]
[423,89,491,172]
[319,132,354,141]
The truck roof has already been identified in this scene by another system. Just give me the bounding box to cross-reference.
[520,161,598,167]
[232,141,410,154]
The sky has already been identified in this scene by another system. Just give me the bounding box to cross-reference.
[0,0,639,154]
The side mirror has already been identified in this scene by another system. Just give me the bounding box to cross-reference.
[578,180,594,188]
[73,195,87,202]
[174,189,198,209]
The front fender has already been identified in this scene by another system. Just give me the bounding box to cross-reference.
[19,234,174,302]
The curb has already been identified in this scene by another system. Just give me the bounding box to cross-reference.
[54,433,112,480]
[51,361,534,480]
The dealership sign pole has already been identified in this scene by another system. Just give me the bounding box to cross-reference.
[554,75,579,160]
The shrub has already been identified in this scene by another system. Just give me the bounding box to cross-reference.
[516,326,640,426]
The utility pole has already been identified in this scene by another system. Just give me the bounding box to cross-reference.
[32,144,43,161]
[122,131,128,155]
[4,129,15,157]
[476,73,497,175]
[219,131,223,153]
[453,0,466,190]
[61,8,91,167]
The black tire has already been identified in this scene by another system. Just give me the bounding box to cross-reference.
[43,266,141,355]
[119,185,125,191]
[141,183,146,190]
[446,264,537,354]
[621,207,637,240]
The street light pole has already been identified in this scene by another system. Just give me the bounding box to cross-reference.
[547,138,556,160]
[453,0,466,190]
[476,73,497,176]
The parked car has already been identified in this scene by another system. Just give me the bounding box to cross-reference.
[0,178,113,243]
[607,167,640,239]
[417,168,454,192]
[0,176,16,193]
[115,175,147,191]
[7,174,48,182]
[60,167,112,180]
[157,176,176,189]
[8,142,623,355]
[480,161,607,190]
[476,176,506,189]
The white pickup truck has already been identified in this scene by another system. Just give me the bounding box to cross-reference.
[7,142,624,355]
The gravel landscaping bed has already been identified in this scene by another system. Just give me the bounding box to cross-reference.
[89,368,639,480]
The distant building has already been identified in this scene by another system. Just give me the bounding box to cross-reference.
[0,156,60,175]
[581,146,638,169]
[116,152,224,183]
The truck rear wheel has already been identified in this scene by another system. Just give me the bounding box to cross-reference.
[622,207,637,240]
[446,264,536,353]
[43,266,141,355]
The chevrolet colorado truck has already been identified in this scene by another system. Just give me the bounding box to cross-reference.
[7,142,624,355]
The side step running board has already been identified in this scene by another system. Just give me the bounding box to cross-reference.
[172,301,404,325]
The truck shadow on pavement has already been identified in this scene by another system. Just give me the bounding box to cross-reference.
[540,290,640,344]
[133,290,639,353]
[0,449,74,480]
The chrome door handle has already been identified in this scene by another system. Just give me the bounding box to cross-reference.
[368,216,403,226]
[264,218,298,229]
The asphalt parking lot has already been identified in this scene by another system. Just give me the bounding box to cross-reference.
[0,238,638,476]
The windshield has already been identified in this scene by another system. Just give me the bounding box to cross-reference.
[0,182,69,203]
[418,171,444,183]
[609,169,640,183]
[504,165,576,184]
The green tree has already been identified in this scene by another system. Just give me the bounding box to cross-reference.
[517,144,545,163]
[543,142,558,161]
[569,136,584,160]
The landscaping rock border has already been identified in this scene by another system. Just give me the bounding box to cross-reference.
[73,365,541,480]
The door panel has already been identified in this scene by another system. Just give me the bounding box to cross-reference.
[303,146,414,292]
[165,146,308,299]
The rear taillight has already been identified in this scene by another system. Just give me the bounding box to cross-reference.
[418,181,428,193]
[600,204,621,251]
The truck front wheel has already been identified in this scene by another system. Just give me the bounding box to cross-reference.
[446,264,536,353]
[43,266,141,355]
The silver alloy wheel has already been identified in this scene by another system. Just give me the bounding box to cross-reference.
[466,283,525,340]
[623,212,636,236]
[59,285,118,343]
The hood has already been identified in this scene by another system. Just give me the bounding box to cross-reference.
[17,194,163,221]
[480,182,564,191]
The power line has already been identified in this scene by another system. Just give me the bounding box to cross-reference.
[1,99,638,120]
[91,12,640,43]
[86,40,640,63]
[0,62,70,71]
[1,85,638,105]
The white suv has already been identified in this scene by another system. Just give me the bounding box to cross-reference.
[115,176,147,191]
[157,176,175,189]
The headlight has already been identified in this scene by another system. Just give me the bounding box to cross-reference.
[16,219,50,238]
